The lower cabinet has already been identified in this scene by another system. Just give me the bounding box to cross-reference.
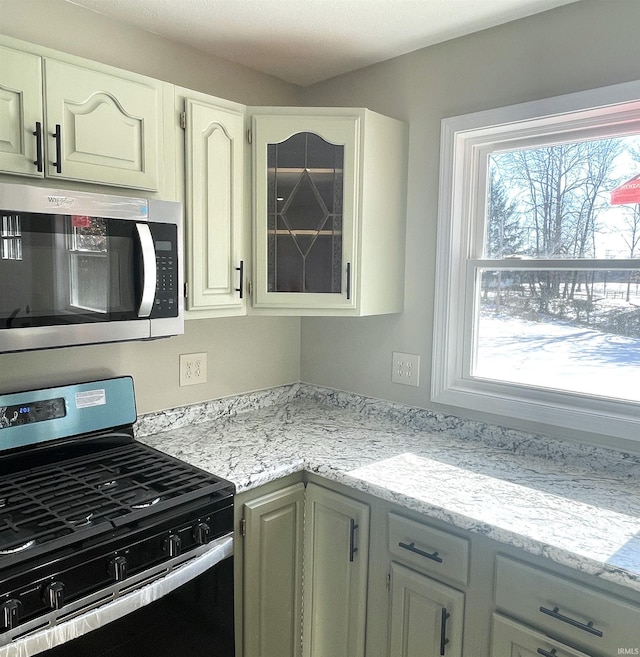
[302,483,370,657]
[239,481,369,657]
[493,555,640,657]
[492,614,594,657]
[389,563,464,657]
[242,482,305,657]
[238,478,640,657]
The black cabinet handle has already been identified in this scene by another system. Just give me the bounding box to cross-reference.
[439,608,450,655]
[346,262,351,300]
[398,541,443,563]
[349,518,358,562]
[33,122,43,172]
[52,124,62,173]
[537,649,558,657]
[539,606,603,637]
[235,261,244,299]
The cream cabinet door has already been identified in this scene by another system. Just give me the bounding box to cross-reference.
[252,113,359,312]
[492,615,594,657]
[182,95,246,314]
[389,563,464,657]
[243,483,305,657]
[43,58,162,190]
[302,483,370,657]
[0,46,44,177]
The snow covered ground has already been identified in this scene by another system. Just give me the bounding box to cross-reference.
[475,314,640,402]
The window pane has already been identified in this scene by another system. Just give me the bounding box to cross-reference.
[487,135,640,259]
[474,269,640,401]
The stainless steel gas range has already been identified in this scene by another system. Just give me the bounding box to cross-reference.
[0,377,235,656]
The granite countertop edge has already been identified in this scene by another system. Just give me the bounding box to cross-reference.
[136,383,640,596]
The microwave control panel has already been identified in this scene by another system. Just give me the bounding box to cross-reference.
[150,223,179,318]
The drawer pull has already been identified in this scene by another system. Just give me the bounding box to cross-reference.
[537,649,558,657]
[398,541,443,563]
[439,608,450,655]
[539,606,603,637]
[349,519,359,562]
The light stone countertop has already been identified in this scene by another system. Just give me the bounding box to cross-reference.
[136,384,640,595]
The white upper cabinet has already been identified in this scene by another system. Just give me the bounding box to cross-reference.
[44,59,163,190]
[0,46,43,177]
[0,38,168,192]
[177,89,247,316]
[251,108,408,316]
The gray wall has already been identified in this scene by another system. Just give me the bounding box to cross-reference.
[299,0,640,449]
[3,0,640,447]
[0,0,302,413]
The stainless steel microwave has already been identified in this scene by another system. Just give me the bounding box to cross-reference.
[0,182,183,353]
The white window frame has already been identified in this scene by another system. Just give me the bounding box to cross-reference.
[432,80,640,443]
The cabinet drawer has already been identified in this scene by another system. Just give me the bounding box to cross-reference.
[492,614,594,657]
[495,556,640,656]
[388,513,469,586]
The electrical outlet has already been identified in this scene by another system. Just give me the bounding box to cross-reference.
[179,352,208,386]
[392,352,420,387]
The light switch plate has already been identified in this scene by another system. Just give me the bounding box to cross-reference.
[392,352,420,387]
[179,352,207,386]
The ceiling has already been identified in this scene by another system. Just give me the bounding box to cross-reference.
[65,0,582,87]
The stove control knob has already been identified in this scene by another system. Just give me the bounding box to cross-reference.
[164,534,182,558]
[1,599,22,631]
[193,522,210,545]
[43,581,65,610]
[108,555,128,582]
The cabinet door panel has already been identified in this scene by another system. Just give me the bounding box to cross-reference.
[303,483,369,657]
[0,46,43,177]
[44,59,161,189]
[495,556,640,656]
[390,563,464,657]
[253,114,358,311]
[184,97,245,312]
[492,614,594,657]
[243,483,305,657]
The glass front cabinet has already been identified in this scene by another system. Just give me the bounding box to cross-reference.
[251,108,408,315]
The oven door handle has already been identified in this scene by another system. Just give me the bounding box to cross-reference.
[136,223,157,318]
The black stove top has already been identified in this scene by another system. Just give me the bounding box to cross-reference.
[0,434,233,563]
[0,377,235,647]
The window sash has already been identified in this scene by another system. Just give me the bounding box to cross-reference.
[432,79,640,444]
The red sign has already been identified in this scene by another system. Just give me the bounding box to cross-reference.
[71,215,92,228]
[611,174,640,205]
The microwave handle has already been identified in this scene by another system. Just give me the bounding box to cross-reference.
[136,224,157,317]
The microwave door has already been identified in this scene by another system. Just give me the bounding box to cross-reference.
[55,216,144,324]
[1,212,58,329]
[55,215,111,320]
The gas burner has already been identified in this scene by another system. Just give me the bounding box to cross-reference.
[70,512,95,527]
[0,540,35,555]
[131,497,161,509]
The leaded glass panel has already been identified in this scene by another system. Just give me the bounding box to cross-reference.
[267,132,344,293]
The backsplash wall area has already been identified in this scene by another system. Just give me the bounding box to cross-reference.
[3,0,640,453]
[0,0,302,414]
[299,0,640,454]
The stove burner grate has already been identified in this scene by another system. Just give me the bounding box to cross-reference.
[0,441,233,555]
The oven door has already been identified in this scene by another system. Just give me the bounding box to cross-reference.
[9,535,234,657]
